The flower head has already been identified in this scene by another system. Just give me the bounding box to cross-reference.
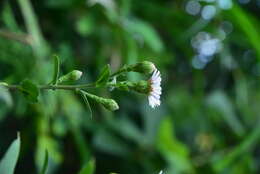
[148,69,161,108]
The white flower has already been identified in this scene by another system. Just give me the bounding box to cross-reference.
[159,170,164,174]
[148,69,162,108]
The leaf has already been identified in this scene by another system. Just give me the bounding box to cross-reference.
[51,55,60,85]
[124,18,164,52]
[19,79,39,103]
[79,90,93,119]
[0,133,21,174]
[213,121,260,172]
[93,129,130,156]
[156,117,193,173]
[39,150,49,174]
[206,90,245,136]
[227,4,260,61]
[95,64,110,87]
[0,86,13,107]
[78,158,95,174]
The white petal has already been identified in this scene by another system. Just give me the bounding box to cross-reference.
[148,95,154,106]
[151,92,160,100]
[148,95,157,108]
[155,98,161,106]
[151,69,158,80]
[155,69,160,77]
[148,68,161,108]
[151,86,162,91]
[153,90,162,95]
[149,95,160,107]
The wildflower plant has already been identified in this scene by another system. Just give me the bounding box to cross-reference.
[0,56,162,173]
[0,56,161,114]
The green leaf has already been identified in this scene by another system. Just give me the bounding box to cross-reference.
[79,90,93,119]
[0,133,21,174]
[78,158,95,174]
[19,79,39,103]
[0,86,13,107]
[206,90,245,136]
[39,150,49,174]
[124,19,164,52]
[51,55,60,85]
[156,117,193,173]
[95,64,110,87]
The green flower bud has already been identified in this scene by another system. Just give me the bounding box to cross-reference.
[112,61,156,76]
[132,61,156,74]
[112,80,150,94]
[58,70,82,83]
[101,99,119,111]
[83,92,119,111]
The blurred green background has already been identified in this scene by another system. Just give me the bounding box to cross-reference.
[0,0,260,173]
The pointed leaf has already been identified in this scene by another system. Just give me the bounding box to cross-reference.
[0,133,21,174]
[19,79,39,103]
[51,55,60,85]
[95,64,110,87]
[39,150,49,174]
[79,90,93,118]
[78,158,95,174]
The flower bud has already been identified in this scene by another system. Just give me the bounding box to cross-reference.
[113,61,156,76]
[112,80,150,94]
[83,92,119,111]
[132,61,156,74]
[58,70,82,83]
[101,98,119,111]
[131,80,150,94]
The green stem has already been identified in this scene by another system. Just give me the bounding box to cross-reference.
[1,83,97,91]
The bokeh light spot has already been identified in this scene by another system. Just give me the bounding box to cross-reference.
[201,5,216,20]
[185,0,201,15]
[217,0,233,10]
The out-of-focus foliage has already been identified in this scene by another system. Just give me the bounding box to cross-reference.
[0,0,260,174]
[0,134,20,174]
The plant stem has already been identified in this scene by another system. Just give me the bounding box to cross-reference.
[1,83,97,91]
[40,84,97,90]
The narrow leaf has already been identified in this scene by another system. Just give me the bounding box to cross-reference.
[51,55,60,85]
[0,133,21,174]
[39,150,49,174]
[95,64,110,87]
[19,79,39,103]
[78,158,95,174]
[79,90,93,118]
